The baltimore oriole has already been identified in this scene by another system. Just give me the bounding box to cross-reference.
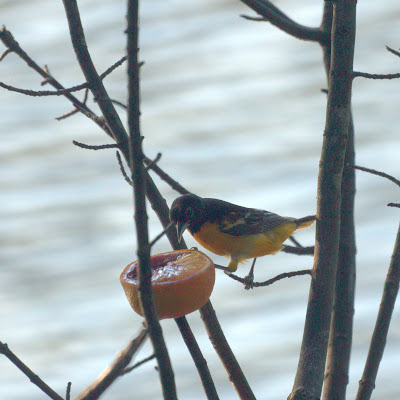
[169,194,316,282]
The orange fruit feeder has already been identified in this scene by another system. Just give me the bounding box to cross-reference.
[120,249,215,320]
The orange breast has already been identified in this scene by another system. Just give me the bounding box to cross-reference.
[190,221,297,262]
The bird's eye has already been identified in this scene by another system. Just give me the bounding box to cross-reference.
[185,207,194,220]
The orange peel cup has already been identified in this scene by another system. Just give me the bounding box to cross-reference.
[120,249,215,320]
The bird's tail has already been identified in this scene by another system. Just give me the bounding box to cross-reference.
[294,215,316,230]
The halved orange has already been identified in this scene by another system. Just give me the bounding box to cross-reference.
[120,249,215,320]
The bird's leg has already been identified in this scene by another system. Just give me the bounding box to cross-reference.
[244,258,257,290]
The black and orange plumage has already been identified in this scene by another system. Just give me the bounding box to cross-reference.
[169,194,316,276]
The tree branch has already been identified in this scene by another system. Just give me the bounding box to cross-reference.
[61,0,127,145]
[125,0,177,398]
[0,341,64,400]
[349,164,400,188]
[200,301,257,400]
[282,245,314,255]
[74,329,147,400]
[353,71,400,80]
[355,222,400,400]
[0,26,112,137]
[224,268,312,288]
[0,55,128,97]
[240,0,329,44]
[288,1,357,399]
[175,317,220,399]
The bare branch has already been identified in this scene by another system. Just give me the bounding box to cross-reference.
[200,301,256,400]
[289,2,357,399]
[66,382,72,400]
[149,221,174,247]
[74,329,147,400]
[349,164,400,187]
[223,268,312,288]
[0,341,64,400]
[353,71,400,80]
[116,151,134,187]
[125,0,177,397]
[144,155,190,195]
[386,45,400,58]
[145,152,162,171]
[73,140,120,151]
[240,0,329,44]
[0,48,11,61]
[282,245,314,255]
[0,80,89,96]
[355,223,400,400]
[240,14,266,22]
[0,26,112,138]
[120,353,156,375]
[175,317,220,399]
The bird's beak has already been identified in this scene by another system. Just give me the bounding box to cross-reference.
[176,221,190,243]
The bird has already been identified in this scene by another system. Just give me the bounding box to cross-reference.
[169,193,316,287]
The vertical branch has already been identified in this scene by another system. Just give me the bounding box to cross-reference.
[126,1,177,399]
[62,0,127,147]
[288,1,357,399]
[321,3,357,399]
[200,302,256,400]
[355,223,400,400]
[322,120,356,400]
[175,317,220,400]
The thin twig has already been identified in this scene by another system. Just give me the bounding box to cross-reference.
[223,268,312,288]
[120,353,156,375]
[0,80,89,96]
[149,221,175,247]
[73,140,120,151]
[145,153,162,171]
[116,151,134,187]
[0,56,128,97]
[74,329,147,400]
[66,382,72,400]
[240,14,266,22]
[56,88,89,121]
[282,245,314,255]
[240,0,329,44]
[355,223,400,400]
[0,26,113,139]
[349,164,400,187]
[353,71,400,80]
[386,45,400,58]
[0,341,64,400]
[0,48,11,61]
[144,155,190,195]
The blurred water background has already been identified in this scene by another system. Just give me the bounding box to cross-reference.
[1,0,400,399]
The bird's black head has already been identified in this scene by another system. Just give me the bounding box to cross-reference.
[169,194,204,242]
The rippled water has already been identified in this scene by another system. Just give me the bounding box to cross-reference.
[1,1,400,399]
